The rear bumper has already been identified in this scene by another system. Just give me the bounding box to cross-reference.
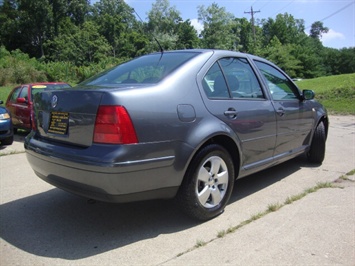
[24,137,185,202]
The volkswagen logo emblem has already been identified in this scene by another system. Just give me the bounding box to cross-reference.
[51,95,58,108]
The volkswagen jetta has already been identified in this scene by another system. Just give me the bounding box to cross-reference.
[25,49,328,220]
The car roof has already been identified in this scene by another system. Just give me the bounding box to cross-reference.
[153,49,273,64]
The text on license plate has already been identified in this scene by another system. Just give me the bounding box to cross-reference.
[48,111,69,135]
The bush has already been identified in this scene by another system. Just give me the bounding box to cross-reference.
[0,46,129,85]
[41,61,77,83]
[0,46,47,85]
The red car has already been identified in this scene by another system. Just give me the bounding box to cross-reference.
[6,82,71,132]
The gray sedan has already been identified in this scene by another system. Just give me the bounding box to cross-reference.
[25,49,328,220]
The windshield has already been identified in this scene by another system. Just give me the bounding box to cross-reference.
[80,52,200,86]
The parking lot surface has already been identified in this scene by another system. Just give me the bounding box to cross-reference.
[0,115,354,265]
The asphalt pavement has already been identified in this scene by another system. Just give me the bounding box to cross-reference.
[0,115,354,265]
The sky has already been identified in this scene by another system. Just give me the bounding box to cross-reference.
[92,0,355,49]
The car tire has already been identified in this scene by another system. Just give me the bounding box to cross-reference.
[307,122,326,164]
[176,144,235,221]
[1,136,13,145]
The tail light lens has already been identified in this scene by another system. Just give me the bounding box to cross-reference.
[93,105,138,144]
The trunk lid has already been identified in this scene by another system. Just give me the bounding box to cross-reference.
[34,89,104,147]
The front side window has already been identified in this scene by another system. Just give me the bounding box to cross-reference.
[19,86,29,100]
[10,87,22,102]
[254,61,299,100]
[203,57,264,99]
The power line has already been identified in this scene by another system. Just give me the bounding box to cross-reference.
[258,1,272,11]
[271,0,296,17]
[305,1,354,29]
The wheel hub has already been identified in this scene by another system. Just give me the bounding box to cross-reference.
[196,155,229,208]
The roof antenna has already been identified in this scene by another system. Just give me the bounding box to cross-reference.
[132,8,164,54]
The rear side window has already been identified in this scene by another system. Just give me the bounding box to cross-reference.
[81,52,200,86]
[203,57,264,99]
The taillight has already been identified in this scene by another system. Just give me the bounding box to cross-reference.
[93,105,138,144]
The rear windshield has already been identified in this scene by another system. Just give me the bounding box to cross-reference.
[80,52,200,86]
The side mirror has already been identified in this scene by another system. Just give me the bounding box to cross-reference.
[302,90,315,100]
[16,97,27,104]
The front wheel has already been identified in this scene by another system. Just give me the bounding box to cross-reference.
[175,144,235,221]
[307,122,326,164]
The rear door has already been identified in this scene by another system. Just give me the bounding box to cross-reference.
[253,60,315,157]
[201,57,277,169]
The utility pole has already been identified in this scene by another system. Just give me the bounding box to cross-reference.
[244,6,260,42]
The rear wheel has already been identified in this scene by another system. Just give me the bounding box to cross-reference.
[307,122,326,164]
[176,144,235,221]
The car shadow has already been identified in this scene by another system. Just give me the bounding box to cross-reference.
[0,155,312,260]
[230,155,310,203]
[14,130,29,143]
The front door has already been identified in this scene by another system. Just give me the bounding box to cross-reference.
[253,61,315,158]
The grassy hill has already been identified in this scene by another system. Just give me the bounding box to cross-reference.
[1,73,354,115]
[295,73,355,115]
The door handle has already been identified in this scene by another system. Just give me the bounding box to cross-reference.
[224,108,238,119]
[276,108,285,117]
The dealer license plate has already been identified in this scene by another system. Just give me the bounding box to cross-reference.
[48,111,69,135]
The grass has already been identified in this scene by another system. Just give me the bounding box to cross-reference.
[0,85,12,102]
[295,73,355,115]
[339,169,355,181]
[2,73,354,114]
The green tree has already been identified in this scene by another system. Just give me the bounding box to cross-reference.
[146,0,197,51]
[66,0,90,25]
[0,0,54,58]
[291,39,326,78]
[198,3,239,50]
[337,48,355,74]
[260,36,302,77]
[0,0,20,52]
[49,0,90,36]
[46,20,111,66]
[236,17,262,53]
[175,19,200,49]
[20,0,54,58]
[261,13,305,46]
[322,47,341,75]
[91,0,141,57]
[147,0,181,32]
[310,21,329,40]
[49,0,69,36]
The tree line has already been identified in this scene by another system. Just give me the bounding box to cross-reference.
[0,0,354,85]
